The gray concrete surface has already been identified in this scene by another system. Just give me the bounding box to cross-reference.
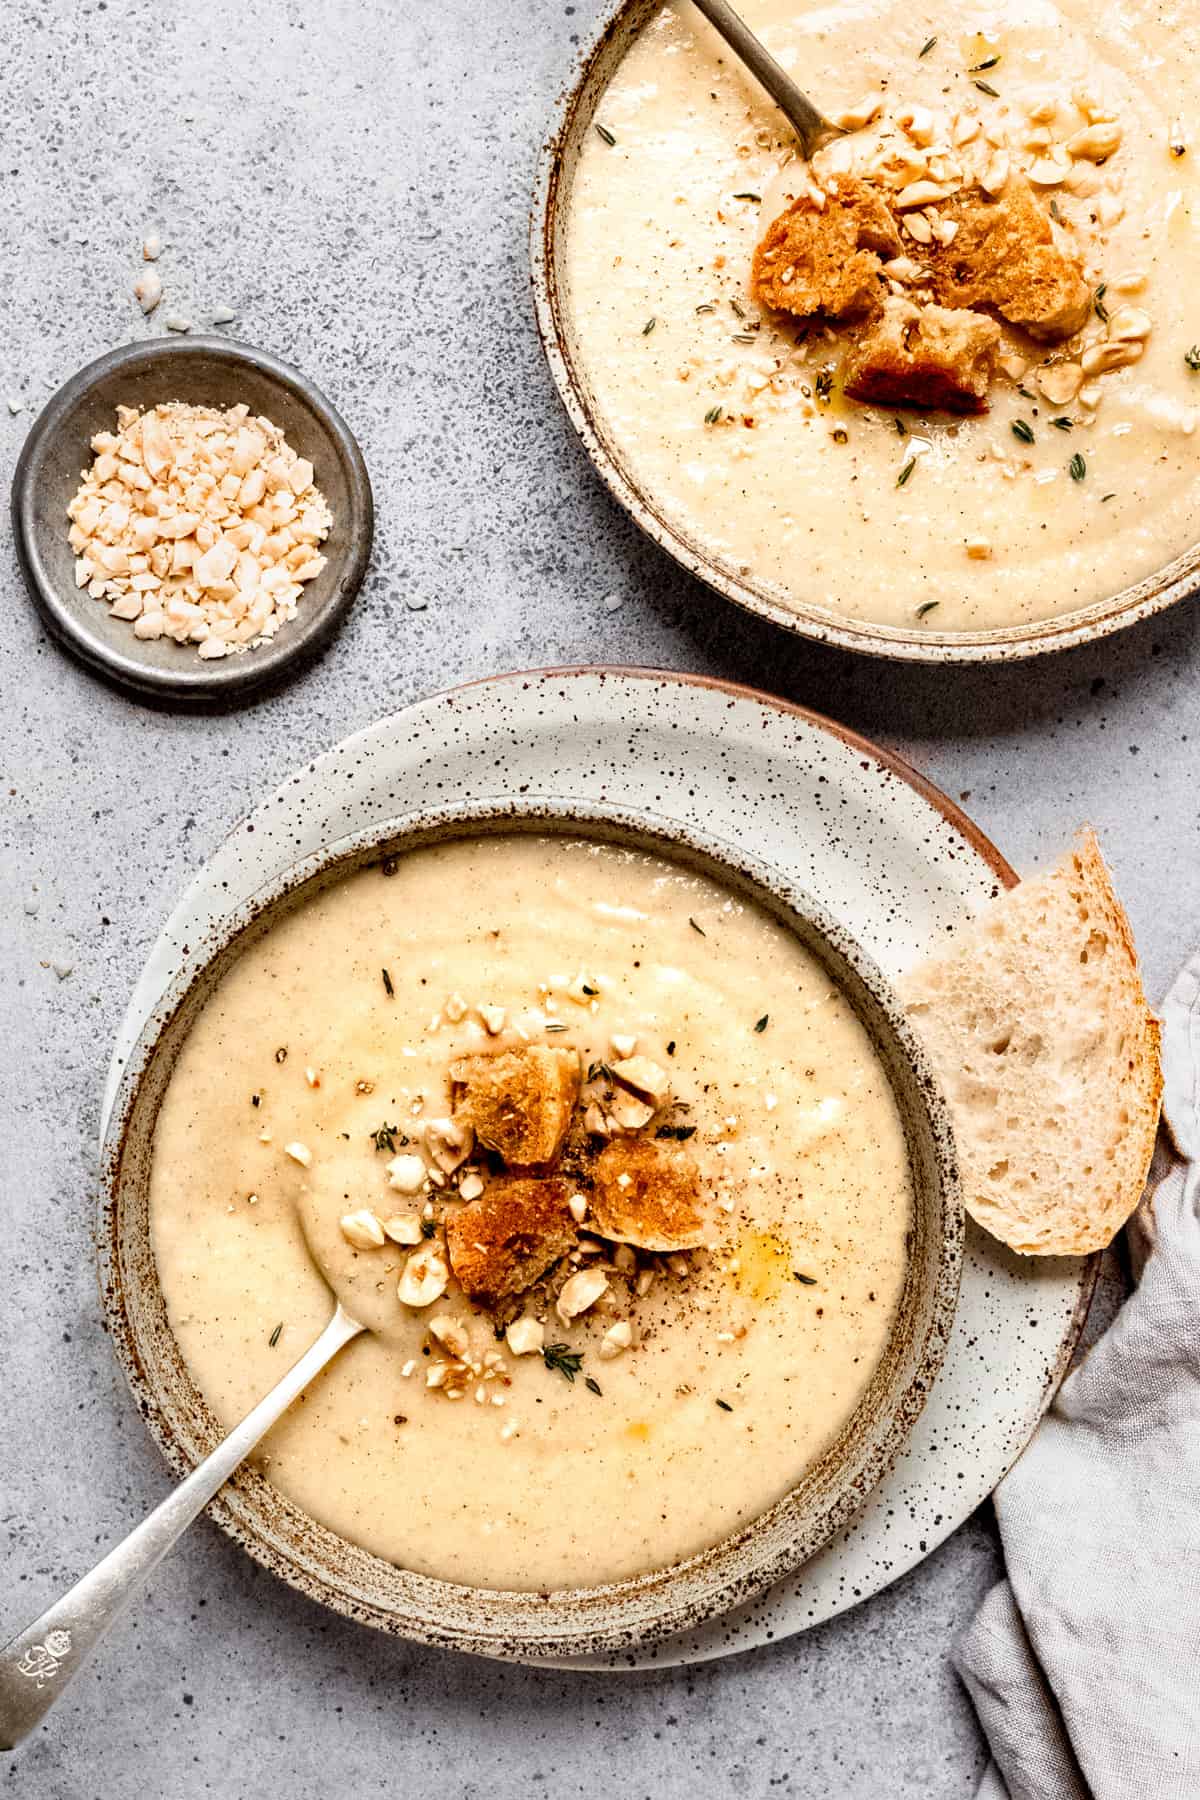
[1,0,1195,1794]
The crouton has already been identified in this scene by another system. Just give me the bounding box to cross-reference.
[451,1045,581,1166]
[445,1176,576,1303]
[842,296,1000,413]
[752,176,903,322]
[927,175,1091,341]
[590,1138,709,1252]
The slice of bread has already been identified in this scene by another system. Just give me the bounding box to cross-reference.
[900,829,1162,1255]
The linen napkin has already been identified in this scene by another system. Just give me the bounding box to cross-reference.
[955,952,1200,1800]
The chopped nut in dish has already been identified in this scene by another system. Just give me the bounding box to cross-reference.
[66,403,332,659]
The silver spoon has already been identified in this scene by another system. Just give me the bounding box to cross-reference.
[691,0,842,159]
[0,1302,365,1750]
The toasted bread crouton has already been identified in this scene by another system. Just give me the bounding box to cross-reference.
[928,175,1091,341]
[451,1045,581,1166]
[842,296,1000,413]
[445,1176,576,1302]
[591,1138,709,1251]
[752,176,903,322]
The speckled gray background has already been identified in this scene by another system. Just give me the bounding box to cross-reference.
[1,0,1196,1794]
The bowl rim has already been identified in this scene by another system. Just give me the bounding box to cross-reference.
[11,334,374,702]
[98,792,964,1658]
[529,0,1200,666]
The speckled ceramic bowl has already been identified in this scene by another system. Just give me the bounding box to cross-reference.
[531,0,1200,664]
[99,797,962,1659]
[12,336,373,702]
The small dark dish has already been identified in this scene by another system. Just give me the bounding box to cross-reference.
[11,336,373,703]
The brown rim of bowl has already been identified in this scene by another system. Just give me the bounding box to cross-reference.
[99,793,963,1660]
[529,0,1200,665]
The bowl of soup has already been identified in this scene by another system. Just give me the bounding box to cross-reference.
[99,800,962,1655]
[533,0,1200,661]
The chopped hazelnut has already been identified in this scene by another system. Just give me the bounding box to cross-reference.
[397,1242,450,1309]
[428,1314,471,1361]
[340,1209,386,1250]
[505,1316,545,1356]
[387,1153,427,1194]
[598,1320,634,1361]
[383,1213,423,1246]
[556,1267,609,1325]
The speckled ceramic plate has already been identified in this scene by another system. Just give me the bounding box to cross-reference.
[531,0,1200,664]
[99,668,1097,1665]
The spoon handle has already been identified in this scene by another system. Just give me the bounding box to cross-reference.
[0,1304,363,1750]
[690,0,838,158]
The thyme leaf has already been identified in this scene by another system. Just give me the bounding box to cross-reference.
[1186,345,1200,372]
[594,123,616,146]
[585,1376,603,1396]
[642,316,657,336]
[974,78,999,96]
[704,404,723,425]
[372,1122,401,1153]
[897,457,916,487]
[1069,452,1087,481]
[1093,284,1109,324]
[268,1322,283,1347]
[1011,419,1035,444]
[793,1271,819,1286]
[919,34,937,55]
[1051,416,1074,430]
[381,967,394,998]
[689,916,707,936]
[715,1398,733,1412]
[916,600,940,618]
[542,1343,584,1383]
[754,1014,769,1033]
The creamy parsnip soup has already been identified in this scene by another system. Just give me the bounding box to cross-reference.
[564,0,1200,633]
[150,835,912,1590]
